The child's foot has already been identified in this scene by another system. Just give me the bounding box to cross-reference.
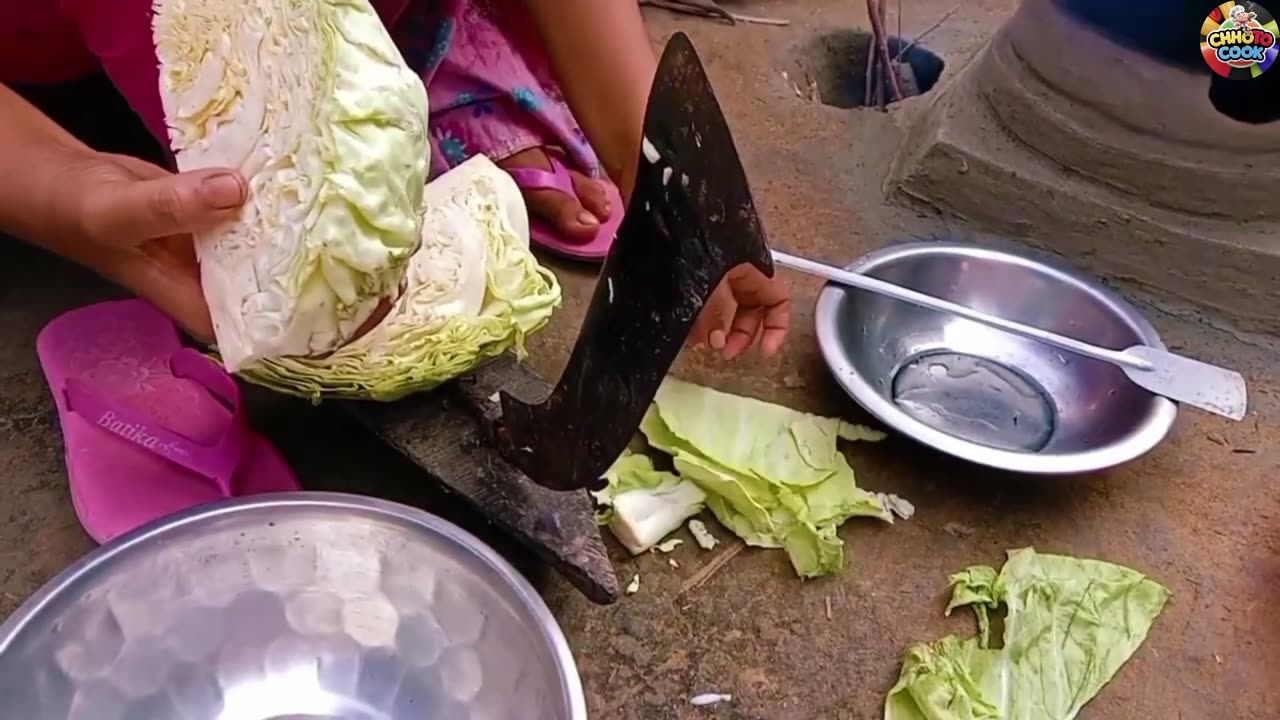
[498,147,615,244]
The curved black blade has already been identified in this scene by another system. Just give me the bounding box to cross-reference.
[344,356,620,604]
[496,32,774,491]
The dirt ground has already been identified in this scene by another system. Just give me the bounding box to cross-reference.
[2,2,1278,719]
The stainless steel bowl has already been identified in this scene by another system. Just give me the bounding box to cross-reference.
[0,493,586,720]
[815,242,1177,473]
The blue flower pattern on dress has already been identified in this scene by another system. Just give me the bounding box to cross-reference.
[512,86,542,112]
[446,92,476,111]
[437,131,469,166]
[393,3,607,179]
[422,19,455,76]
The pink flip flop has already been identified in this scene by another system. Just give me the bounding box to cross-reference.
[36,300,300,543]
[506,154,625,262]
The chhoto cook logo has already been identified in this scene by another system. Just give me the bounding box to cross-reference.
[1202,3,1277,78]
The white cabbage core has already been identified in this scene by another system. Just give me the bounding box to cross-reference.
[153,0,430,371]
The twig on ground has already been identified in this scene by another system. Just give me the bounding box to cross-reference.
[728,13,790,26]
[864,29,878,106]
[639,0,790,26]
[677,541,745,596]
[898,0,903,53]
[782,70,820,101]
[896,5,961,60]
[804,70,819,102]
[867,0,903,102]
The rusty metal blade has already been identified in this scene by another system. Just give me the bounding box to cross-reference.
[344,357,619,604]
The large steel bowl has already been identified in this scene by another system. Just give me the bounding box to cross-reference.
[815,242,1177,474]
[0,493,586,719]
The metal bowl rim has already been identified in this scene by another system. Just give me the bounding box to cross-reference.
[814,241,1178,474]
[0,491,588,719]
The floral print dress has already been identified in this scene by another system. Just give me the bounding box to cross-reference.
[394,0,604,180]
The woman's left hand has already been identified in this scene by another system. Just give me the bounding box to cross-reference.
[44,149,246,343]
[689,264,791,360]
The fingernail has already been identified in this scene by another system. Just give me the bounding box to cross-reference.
[577,211,599,227]
[709,330,727,350]
[200,172,245,210]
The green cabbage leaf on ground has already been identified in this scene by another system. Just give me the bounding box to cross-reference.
[596,378,911,577]
[885,548,1170,720]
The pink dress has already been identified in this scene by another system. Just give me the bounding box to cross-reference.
[0,0,602,182]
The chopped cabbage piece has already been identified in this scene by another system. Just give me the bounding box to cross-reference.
[154,0,431,371]
[654,538,683,553]
[688,519,719,550]
[595,450,706,555]
[878,493,917,522]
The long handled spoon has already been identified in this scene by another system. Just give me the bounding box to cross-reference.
[773,250,1248,421]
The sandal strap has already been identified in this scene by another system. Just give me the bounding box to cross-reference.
[505,154,579,197]
[62,348,250,494]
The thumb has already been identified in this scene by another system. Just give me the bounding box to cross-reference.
[92,168,247,242]
[694,282,737,351]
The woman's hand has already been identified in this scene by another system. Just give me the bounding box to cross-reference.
[50,151,246,342]
[689,263,791,360]
[1,83,245,342]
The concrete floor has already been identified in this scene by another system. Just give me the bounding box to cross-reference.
[3,2,1279,718]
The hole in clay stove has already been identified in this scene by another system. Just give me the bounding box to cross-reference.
[1209,75,1280,125]
[805,29,945,109]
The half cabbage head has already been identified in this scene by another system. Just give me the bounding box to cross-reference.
[154,0,561,399]
[154,0,431,371]
[243,155,561,401]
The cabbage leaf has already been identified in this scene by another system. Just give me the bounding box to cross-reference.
[885,548,1170,720]
[639,378,894,577]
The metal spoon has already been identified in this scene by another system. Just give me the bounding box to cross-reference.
[773,250,1248,421]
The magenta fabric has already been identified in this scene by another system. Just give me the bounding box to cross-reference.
[49,0,416,148]
[5,0,601,181]
[58,0,169,143]
[0,3,98,86]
